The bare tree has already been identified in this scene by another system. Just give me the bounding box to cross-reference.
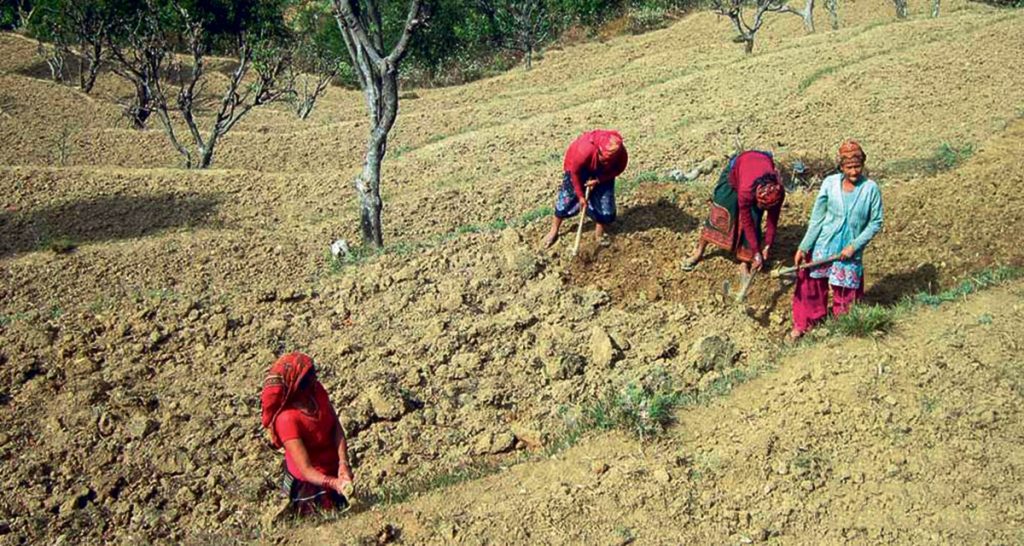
[107,7,165,129]
[66,3,109,93]
[331,0,427,248]
[825,0,839,30]
[37,39,70,83]
[290,39,343,120]
[153,8,292,168]
[109,2,292,167]
[713,0,800,53]
[476,0,551,70]
[15,0,36,31]
[893,0,909,18]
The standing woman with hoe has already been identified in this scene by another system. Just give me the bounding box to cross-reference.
[542,130,628,249]
[789,140,884,341]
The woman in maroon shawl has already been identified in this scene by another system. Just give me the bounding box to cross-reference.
[261,352,354,515]
[682,150,785,277]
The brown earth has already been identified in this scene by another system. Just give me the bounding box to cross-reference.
[1,0,1023,543]
[299,278,1024,545]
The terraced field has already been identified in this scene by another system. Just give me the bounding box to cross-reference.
[1,0,1022,542]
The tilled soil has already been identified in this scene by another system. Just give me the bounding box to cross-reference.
[1,1,1023,543]
[298,279,1024,545]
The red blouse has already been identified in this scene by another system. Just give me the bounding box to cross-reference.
[563,130,629,201]
[274,382,340,479]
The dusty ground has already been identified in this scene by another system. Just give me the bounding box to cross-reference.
[1,0,1023,543]
[299,278,1024,545]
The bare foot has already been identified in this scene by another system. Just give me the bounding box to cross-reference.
[785,328,804,343]
[541,230,559,249]
[681,256,700,271]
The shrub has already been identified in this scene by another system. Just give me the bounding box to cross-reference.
[627,5,670,33]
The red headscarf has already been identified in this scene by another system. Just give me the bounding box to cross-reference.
[592,130,625,164]
[261,352,314,448]
[838,139,866,165]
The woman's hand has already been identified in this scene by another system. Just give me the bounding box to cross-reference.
[762,245,771,262]
[794,249,806,266]
[339,462,354,483]
[840,245,855,260]
[585,178,599,188]
[752,252,764,272]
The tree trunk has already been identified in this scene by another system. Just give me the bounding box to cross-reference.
[525,47,532,70]
[893,0,908,18]
[80,41,102,94]
[198,144,215,169]
[744,37,754,54]
[298,98,314,120]
[357,134,386,247]
[826,0,839,29]
[131,81,152,129]
[803,0,816,32]
[931,0,940,17]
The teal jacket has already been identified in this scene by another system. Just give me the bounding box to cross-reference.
[798,173,884,258]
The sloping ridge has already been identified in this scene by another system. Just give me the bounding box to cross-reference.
[299,278,1024,545]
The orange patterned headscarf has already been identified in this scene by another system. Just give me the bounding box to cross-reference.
[755,174,784,209]
[838,139,866,166]
[260,352,315,448]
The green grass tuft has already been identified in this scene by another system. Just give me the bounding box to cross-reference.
[798,65,841,93]
[911,266,1022,307]
[822,266,1024,339]
[583,375,680,440]
[883,141,975,177]
[829,304,896,337]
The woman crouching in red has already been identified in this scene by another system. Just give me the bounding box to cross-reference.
[261,352,354,515]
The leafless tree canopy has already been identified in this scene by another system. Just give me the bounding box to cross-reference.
[108,1,292,168]
[713,0,809,53]
[331,0,427,247]
[476,0,551,70]
[289,38,343,120]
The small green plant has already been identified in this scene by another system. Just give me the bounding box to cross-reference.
[790,450,831,482]
[391,144,414,158]
[487,217,508,230]
[617,170,662,195]
[677,364,767,407]
[615,525,636,544]
[628,6,669,33]
[883,141,975,176]
[912,267,1023,306]
[934,142,974,170]
[920,395,940,414]
[583,378,680,440]
[516,206,553,226]
[40,235,76,254]
[368,459,517,506]
[455,224,483,235]
[829,304,896,337]
[977,313,993,325]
